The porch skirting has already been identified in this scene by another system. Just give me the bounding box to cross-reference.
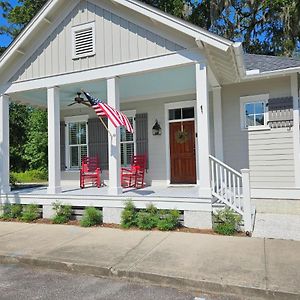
[1,186,213,229]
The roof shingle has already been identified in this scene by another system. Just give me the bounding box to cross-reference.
[244,53,300,73]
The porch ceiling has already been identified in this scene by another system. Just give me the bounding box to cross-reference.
[9,65,196,109]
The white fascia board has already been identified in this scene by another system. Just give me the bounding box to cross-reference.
[4,49,204,95]
[0,0,59,68]
[112,0,233,52]
[244,66,300,80]
[232,42,246,78]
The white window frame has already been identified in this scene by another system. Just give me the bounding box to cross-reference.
[240,94,269,131]
[120,110,136,167]
[64,115,89,171]
[72,22,96,60]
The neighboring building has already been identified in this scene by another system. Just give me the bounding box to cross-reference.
[1,0,300,231]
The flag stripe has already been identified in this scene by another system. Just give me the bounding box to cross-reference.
[87,91,134,133]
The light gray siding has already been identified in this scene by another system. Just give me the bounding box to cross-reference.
[249,128,294,188]
[11,0,184,82]
[222,76,291,172]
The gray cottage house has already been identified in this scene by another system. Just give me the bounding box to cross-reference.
[0,0,300,232]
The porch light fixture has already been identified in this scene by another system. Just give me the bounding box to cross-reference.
[152,120,162,136]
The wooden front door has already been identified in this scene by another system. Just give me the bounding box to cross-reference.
[170,121,196,184]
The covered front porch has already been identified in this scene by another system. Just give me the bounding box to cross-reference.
[0,53,216,200]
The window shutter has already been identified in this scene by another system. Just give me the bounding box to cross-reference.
[135,113,149,168]
[88,118,109,170]
[72,22,95,59]
[60,122,66,171]
[268,96,293,128]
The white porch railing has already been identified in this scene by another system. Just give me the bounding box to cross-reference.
[209,155,254,233]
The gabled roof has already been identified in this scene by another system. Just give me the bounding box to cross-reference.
[0,0,299,86]
[244,54,300,73]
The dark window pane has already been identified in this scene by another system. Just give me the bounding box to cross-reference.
[256,114,264,126]
[182,107,194,119]
[169,109,181,120]
[245,115,255,127]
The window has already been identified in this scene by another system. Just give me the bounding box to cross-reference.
[240,94,269,130]
[72,22,95,59]
[120,111,136,167]
[169,107,194,121]
[65,116,89,169]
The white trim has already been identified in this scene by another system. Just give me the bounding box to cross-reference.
[71,22,96,59]
[240,94,269,130]
[0,94,10,194]
[195,63,211,193]
[3,50,203,95]
[291,73,300,187]
[47,87,61,194]
[64,115,89,171]
[120,110,137,166]
[251,188,300,200]
[64,115,89,123]
[164,100,196,185]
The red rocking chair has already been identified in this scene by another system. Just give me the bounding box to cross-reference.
[80,156,101,189]
[121,155,147,189]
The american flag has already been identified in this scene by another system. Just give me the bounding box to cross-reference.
[83,92,134,133]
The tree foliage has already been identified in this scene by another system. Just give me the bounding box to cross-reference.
[24,108,48,171]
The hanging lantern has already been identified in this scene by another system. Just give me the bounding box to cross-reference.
[152,120,162,136]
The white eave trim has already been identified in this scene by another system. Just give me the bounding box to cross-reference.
[244,66,300,79]
[103,0,233,52]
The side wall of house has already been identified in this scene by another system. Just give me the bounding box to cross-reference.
[222,76,294,188]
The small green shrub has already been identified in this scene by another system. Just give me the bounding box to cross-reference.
[10,204,23,219]
[137,211,158,230]
[52,201,72,224]
[213,208,242,236]
[21,204,40,222]
[0,204,11,220]
[121,200,137,228]
[80,207,103,227]
[0,204,23,220]
[157,210,180,231]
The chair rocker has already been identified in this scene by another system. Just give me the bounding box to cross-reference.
[80,156,101,189]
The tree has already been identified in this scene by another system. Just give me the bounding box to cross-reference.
[9,102,29,172]
[24,108,48,171]
[0,0,47,39]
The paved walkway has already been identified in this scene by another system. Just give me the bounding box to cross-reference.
[253,213,300,241]
[0,222,299,299]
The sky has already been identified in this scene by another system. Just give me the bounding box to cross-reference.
[0,0,18,47]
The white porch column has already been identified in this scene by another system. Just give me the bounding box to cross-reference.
[0,94,10,194]
[212,87,224,161]
[291,73,300,187]
[195,63,211,197]
[107,77,122,195]
[47,87,61,194]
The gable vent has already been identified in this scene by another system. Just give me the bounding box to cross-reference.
[72,22,95,59]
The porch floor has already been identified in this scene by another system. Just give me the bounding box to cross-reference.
[10,185,201,199]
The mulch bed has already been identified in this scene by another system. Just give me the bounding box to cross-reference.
[0,218,246,236]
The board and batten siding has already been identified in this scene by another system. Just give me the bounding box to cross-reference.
[249,128,295,188]
[10,0,184,82]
